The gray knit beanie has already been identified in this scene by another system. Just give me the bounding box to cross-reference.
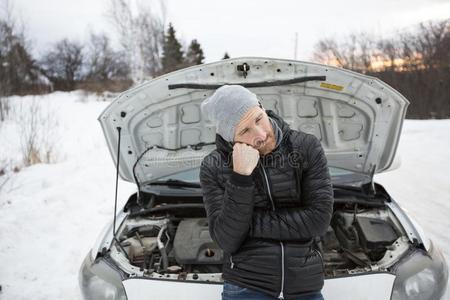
[200,85,260,142]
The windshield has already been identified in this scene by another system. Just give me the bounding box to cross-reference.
[155,166,357,183]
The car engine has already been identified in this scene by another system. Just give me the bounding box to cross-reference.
[110,197,410,281]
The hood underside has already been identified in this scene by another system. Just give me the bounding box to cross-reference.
[98,57,409,183]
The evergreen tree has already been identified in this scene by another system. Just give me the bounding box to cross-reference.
[185,39,205,66]
[222,52,230,59]
[0,20,39,97]
[161,23,184,73]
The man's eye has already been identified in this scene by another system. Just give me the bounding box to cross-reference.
[241,129,248,135]
[256,118,261,123]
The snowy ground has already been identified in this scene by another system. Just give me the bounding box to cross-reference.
[0,92,449,299]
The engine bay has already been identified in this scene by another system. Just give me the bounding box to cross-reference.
[109,193,411,281]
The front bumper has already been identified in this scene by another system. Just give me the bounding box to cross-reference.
[78,242,448,300]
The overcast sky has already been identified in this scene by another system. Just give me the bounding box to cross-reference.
[7,0,450,62]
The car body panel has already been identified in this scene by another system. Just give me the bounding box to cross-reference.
[91,210,128,261]
[386,199,431,251]
[122,273,396,300]
[98,57,409,183]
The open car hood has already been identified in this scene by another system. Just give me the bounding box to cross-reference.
[99,57,409,183]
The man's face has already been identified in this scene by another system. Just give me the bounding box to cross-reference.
[233,106,276,155]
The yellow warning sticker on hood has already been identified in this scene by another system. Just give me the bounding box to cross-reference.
[320,82,344,91]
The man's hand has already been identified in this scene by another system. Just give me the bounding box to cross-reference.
[232,143,260,176]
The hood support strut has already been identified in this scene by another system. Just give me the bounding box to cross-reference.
[369,164,377,197]
[113,127,121,236]
[113,127,130,260]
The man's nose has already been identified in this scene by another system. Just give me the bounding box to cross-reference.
[254,127,267,142]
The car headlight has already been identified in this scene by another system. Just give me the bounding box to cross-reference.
[79,252,127,300]
[391,241,448,300]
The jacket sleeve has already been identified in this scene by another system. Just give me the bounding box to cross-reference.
[199,153,255,254]
[249,134,333,241]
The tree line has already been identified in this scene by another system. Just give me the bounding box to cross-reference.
[1,0,447,119]
[312,19,449,119]
[0,0,228,99]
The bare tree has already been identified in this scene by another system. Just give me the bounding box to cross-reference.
[137,4,166,76]
[313,38,345,67]
[313,33,377,73]
[40,39,84,90]
[312,18,450,119]
[357,33,376,72]
[376,37,400,71]
[413,20,449,69]
[398,31,419,70]
[84,31,130,81]
[108,0,166,82]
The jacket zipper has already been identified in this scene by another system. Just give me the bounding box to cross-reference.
[261,164,285,300]
[313,248,324,270]
[314,248,323,261]
[230,255,234,269]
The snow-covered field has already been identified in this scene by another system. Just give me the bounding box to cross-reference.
[0,92,449,299]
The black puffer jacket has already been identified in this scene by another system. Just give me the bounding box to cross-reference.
[199,110,333,299]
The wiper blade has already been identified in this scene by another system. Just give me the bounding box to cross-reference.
[148,179,201,188]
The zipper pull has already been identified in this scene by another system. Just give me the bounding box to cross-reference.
[230,256,234,269]
[278,291,284,299]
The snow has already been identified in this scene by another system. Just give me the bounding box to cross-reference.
[0,92,136,300]
[0,92,449,299]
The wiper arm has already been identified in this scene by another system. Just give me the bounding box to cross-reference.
[332,184,370,199]
[332,184,387,206]
[148,179,201,188]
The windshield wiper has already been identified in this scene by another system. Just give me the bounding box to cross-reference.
[147,179,201,188]
[332,183,372,199]
[332,183,387,206]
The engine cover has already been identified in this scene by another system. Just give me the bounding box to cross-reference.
[355,216,399,250]
[173,218,223,265]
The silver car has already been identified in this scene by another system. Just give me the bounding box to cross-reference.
[79,57,448,300]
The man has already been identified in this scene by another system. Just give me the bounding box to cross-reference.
[199,85,333,300]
